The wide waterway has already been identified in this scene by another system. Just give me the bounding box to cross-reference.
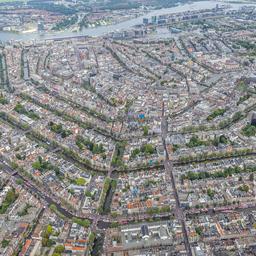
[0,1,255,42]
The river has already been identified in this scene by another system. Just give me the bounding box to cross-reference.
[0,1,255,42]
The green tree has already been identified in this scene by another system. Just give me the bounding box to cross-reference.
[207,188,215,199]
[46,224,53,235]
[52,253,61,256]
[195,227,203,236]
[242,124,256,137]
[141,144,155,154]
[54,245,65,254]
[75,177,86,186]
[1,239,9,248]
[143,126,149,136]
[238,184,249,193]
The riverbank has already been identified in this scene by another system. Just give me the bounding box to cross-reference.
[0,1,255,43]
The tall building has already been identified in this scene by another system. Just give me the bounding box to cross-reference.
[143,18,149,25]
[151,16,157,24]
[251,113,256,126]
[37,20,44,33]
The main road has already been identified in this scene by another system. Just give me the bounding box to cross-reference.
[161,102,192,256]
